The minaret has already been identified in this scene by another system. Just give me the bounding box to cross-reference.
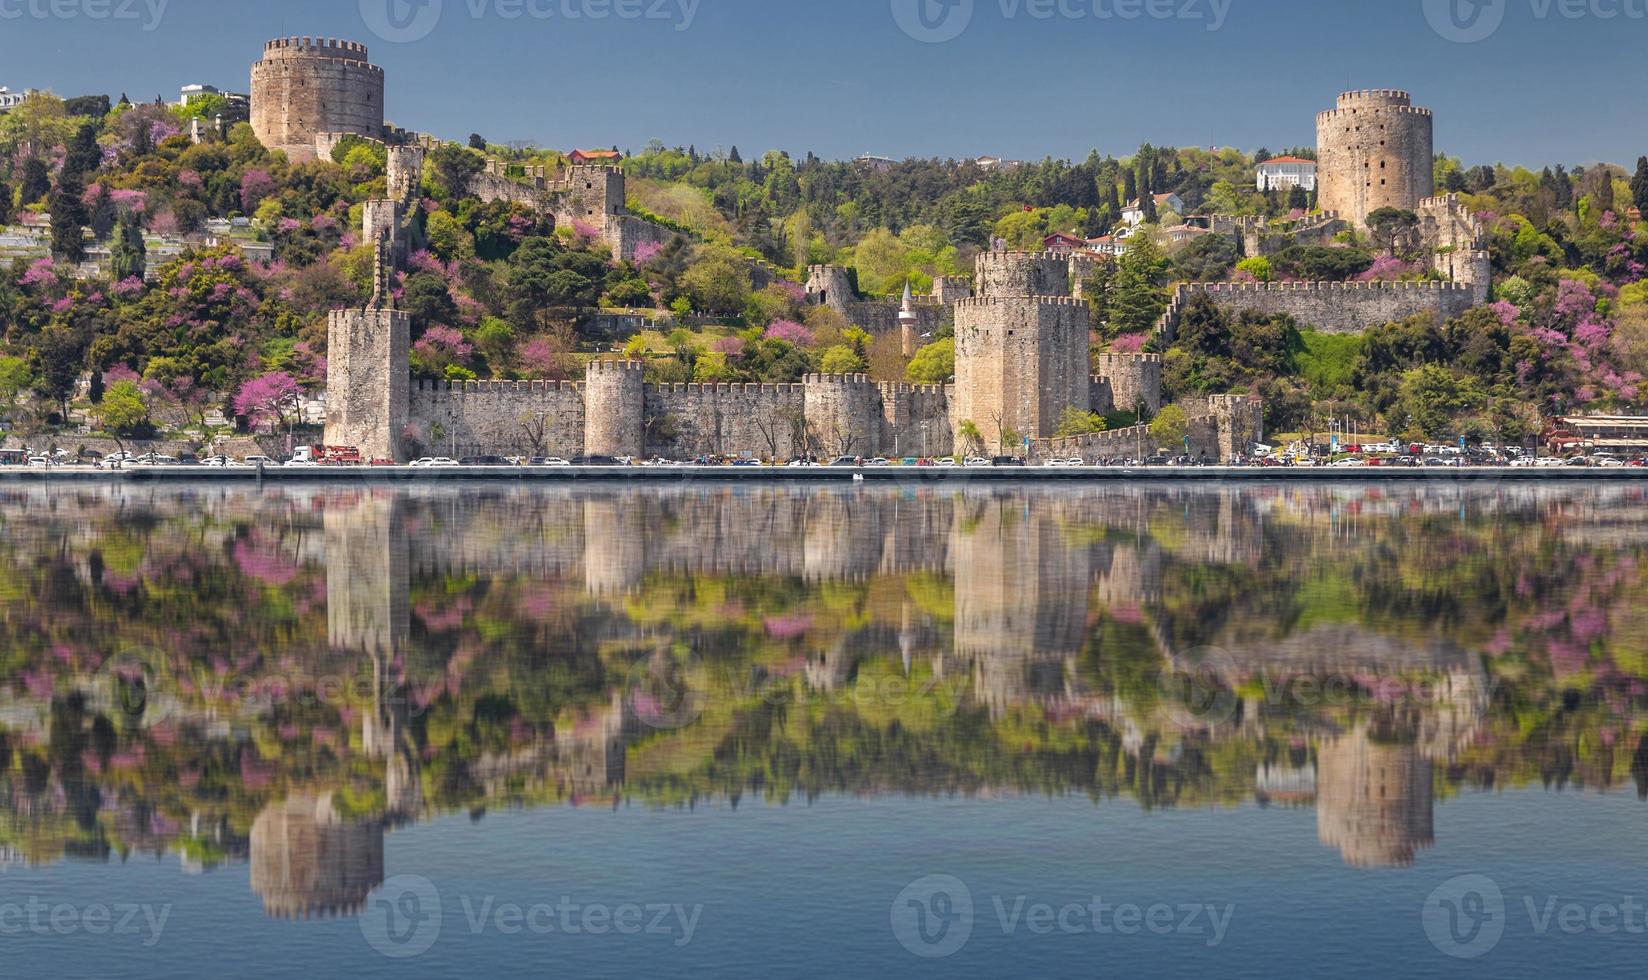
[899,282,919,359]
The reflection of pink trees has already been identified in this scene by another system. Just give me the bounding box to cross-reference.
[233,533,300,587]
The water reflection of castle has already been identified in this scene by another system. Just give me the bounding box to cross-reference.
[320,488,1486,871]
[0,484,1546,910]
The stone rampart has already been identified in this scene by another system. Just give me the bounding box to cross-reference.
[1161,280,1478,338]
[406,379,585,459]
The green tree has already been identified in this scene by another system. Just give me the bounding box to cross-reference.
[1632,156,1648,216]
[0,355,33,416]
[679,245,752,316]
[1392,364,1486,440]
[17,158,50,206]
[1055,407,1108,437]
[110,211,146,282]
[49,171,89,263]
[819,345,866,375]
[904,337,955,383]
[1366,207,1419,256]
[1149,404,1189,452]
[31,326,85,419]
[1108,235,1170,337]
[91,379,149,453]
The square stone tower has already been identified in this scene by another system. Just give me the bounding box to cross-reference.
[951,252,1090,453]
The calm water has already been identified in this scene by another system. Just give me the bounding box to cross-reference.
[1,482,1645,979]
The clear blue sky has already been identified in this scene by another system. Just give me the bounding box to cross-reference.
[0,0,1640,167]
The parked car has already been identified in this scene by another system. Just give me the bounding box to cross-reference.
[963,457,992,468]
[828,456,860,467]
[531,457,572,467]
[459,455,512,467]
[991,456,1026,468]
[570,455,624,466]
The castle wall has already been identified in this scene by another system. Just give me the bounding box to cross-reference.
[1174,281,1478,336]
[646,382,807,459]
[251,38,384,163]
[1095,353,1163,416]
[878,382,953,458]
[406,380,585,459]
[1316,90,1433,227]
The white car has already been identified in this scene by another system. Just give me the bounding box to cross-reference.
[1330,458,1365,467]
[244,455,276,467]
[26,456,50,468]
[963,457,992,468]
[1594,456,1627,468]
[935,458,957,468]
[537,457,571,467]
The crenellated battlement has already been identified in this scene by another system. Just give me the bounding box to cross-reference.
[585,359,646,376]
[413,378,582,395]
[650,382,806,396]
[803,373,874,386]
[1196,279,1471,293]
[955,295,1088,309]
[1336,88,1411,106]
[876,381,948,398]
[1097,352,1164,366]
[263,36,371,57]
[1318,105,1432,122]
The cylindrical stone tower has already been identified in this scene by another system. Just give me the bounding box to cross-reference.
[583,360,645,459]
[1315,89,1433,228]
[251,37,385,162]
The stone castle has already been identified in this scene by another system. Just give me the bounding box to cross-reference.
[1158,90,1491,339]
[328,244,1256,461]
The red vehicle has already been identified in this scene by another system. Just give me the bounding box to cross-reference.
[291,445,364,466]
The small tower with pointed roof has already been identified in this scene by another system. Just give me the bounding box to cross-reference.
[898,281,919,359]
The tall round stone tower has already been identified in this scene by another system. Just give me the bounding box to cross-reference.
[1315,89,1434,228]
[251,37,385,162]
[583,360,646,459]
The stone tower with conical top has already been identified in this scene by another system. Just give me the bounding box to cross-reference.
[899,282,919,359]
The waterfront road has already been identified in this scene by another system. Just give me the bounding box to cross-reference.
[0,465,1643,483]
